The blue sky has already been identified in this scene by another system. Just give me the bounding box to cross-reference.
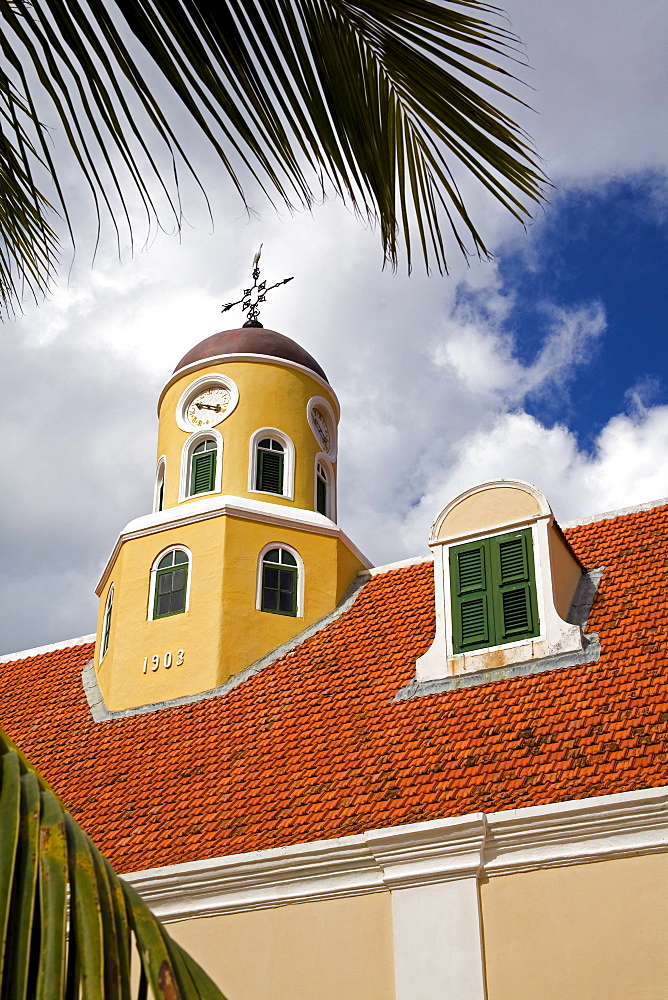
[496,174,668,446]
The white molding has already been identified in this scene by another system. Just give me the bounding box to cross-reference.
[0,633,96,664]
[255,542,305,618]
[174,373,239,433]
[178,429,223,502]
[248,427,295,500]
[159,355,340,421]
[96,495,372,595]
[123,785,668,923]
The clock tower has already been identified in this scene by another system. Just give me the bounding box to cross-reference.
[92,324,370,712]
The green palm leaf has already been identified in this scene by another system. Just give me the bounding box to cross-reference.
[0,729,227,1000]
[0,0,546,313]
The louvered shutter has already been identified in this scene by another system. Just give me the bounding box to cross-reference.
[450,542,492,653]
[316,474,327,515]
[490,530,539,643]
[258,450,284,493]
[191,450,215,494]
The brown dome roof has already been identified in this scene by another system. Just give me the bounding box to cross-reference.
[173,327,328,383]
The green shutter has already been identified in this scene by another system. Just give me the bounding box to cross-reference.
[257,449,284,493]
[450,529,539,653]
[316,474,327,515]
[191,450,215,495]
[450,542,492,653]
[490,530,539,644]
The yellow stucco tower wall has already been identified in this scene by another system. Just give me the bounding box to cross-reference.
[93,327,370,713]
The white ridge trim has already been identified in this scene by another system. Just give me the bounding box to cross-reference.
[124,785,667,923]
[361,554,433,578]
[0,633,96,664]
[562,496,668,528]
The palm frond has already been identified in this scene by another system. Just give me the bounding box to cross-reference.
[0,0,547,313]
[0,728,227,1000]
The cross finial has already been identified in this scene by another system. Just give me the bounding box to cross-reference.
[221,245,294,327]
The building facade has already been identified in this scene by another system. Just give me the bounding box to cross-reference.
[1,322,666,1000]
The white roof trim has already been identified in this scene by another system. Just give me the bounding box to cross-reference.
[563,496,668,528]
[96,495,372,594]
[123,784,667,922]
[0,633,95,664]
[361,554,433,577]
[158,353,340,419]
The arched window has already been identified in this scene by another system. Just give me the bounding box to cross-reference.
[150,548,190,619]
[256,438,285,494]
[190,438,217,495]
[260,547,299,617]
[316,461,328,516]
[100,585,114,659]
[154,458,166,512]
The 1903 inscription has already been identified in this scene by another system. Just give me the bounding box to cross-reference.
[142,650,185,673]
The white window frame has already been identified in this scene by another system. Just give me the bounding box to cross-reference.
[248,428,295,500]
[179,429,223,501]
[255,542,304,618]
[314,453,336,521]
[147,545,193,621]
[153,456,167,512]
[100,584,114,661]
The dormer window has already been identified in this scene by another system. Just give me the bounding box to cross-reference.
[450,529,539,653]
[416,481,587,685]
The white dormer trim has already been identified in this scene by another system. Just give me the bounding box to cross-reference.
[417,481,584,684]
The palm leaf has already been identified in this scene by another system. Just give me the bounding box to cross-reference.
[0,728,227,1000]
[0,0,546,313]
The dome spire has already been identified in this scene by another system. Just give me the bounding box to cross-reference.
[221,245,294,327]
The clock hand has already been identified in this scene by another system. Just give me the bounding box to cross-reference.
[196,402,222,412]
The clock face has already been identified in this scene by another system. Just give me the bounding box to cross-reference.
[186,386,233,428]
[311,407,331,453]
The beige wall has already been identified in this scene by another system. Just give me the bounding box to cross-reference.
[169,892,395,1000]
[481,853,668,1000]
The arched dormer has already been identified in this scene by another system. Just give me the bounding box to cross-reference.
[417,480,586,683]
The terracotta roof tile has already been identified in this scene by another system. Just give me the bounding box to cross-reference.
[1,506,668,872]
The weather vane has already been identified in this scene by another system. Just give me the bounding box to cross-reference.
[222,245,293,328]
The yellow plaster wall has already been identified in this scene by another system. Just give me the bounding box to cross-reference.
[481,853,668,1000]
[548,525,583,620]
[168,893,396,1000]
[437,486,541,541]
[95,513,365,712]
[157,360,338,512]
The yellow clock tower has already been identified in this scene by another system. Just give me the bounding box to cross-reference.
[92,322,370,712]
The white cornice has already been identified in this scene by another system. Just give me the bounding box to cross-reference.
[96,495,372,594]
[158,353,340,420]
[124,785,667,923]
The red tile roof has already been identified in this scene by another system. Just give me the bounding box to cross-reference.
[1,505,667,874]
